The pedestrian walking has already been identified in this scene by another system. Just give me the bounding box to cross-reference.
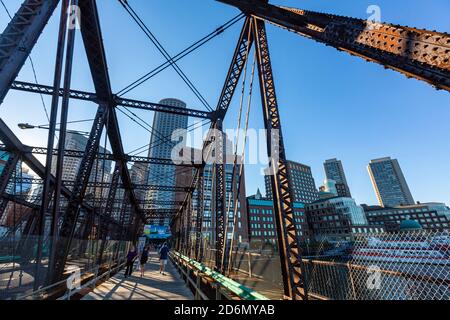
[140,245,150,277]
[124,245,138,278]
[159,243,170,275]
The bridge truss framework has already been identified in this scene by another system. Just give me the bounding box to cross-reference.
[0,0,448,300]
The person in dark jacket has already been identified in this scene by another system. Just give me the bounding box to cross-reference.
[124,245,138,278]
[159,243,170,275]
[140,246,150,277]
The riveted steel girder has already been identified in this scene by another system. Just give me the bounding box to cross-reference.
[213,120,226,272]
[10,81,213,119]
[0,144,198,167]
[195,167,204,261]
[253,17,307,300]
[218,0,450,91]
[0,0,60,103]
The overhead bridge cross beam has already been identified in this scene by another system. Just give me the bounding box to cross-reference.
[23,196,184,207]
[0,144,200,167]
[218,0,450,91]
[2,193,124,227]
[143,209,180,217]
[11,81,214,119]
[10,177,193,193]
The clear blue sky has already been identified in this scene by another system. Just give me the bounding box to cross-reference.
[1,0,449,206]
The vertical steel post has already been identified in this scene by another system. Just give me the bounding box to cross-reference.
[213,119,226,272]
[195,167,204,261]
[252,18,307,300]
[44,0,79,286]
[77,208,94,256]
[34,0,70,289]
[180,203,187,255]
[185,193,193,257]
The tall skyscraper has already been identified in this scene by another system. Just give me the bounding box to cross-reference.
[324,158,351,197]
[146,98,188,226]
[265,160,319,204]
[368,157,415,207]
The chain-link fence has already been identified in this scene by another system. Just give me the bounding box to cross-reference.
[304,230,450,300]
[225,230,449,300]
[0,233,131,300]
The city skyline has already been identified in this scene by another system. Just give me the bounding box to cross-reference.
[0,0,449,207]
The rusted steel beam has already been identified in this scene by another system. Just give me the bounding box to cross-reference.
[218,0,450,91]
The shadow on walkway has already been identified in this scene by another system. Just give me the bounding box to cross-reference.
[82,254,193,300]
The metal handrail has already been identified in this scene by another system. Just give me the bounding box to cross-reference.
[171,251,268,300]
[171,256,209,300]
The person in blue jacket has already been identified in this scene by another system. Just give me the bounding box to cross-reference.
[158,243,170,275]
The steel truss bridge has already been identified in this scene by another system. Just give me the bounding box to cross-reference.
[0,0,448,300]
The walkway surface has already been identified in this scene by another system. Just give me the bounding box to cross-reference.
[82,253,193,300]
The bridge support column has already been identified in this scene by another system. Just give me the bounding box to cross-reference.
[36,0,73,289]
[213,119,227,272]
[185,193,193,258]
[195,167,204,262]
[253,17,307,300]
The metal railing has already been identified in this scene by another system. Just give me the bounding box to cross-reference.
[171,251,269,300]
[228,230,450,300]
[0,235,131,300]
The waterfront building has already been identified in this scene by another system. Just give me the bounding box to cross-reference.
[247,190,309,246]
[265,160,319,204]
[305,197,378,242]
[363,202,450,232]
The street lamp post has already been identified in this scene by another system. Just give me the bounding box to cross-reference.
[18,123,90,137]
